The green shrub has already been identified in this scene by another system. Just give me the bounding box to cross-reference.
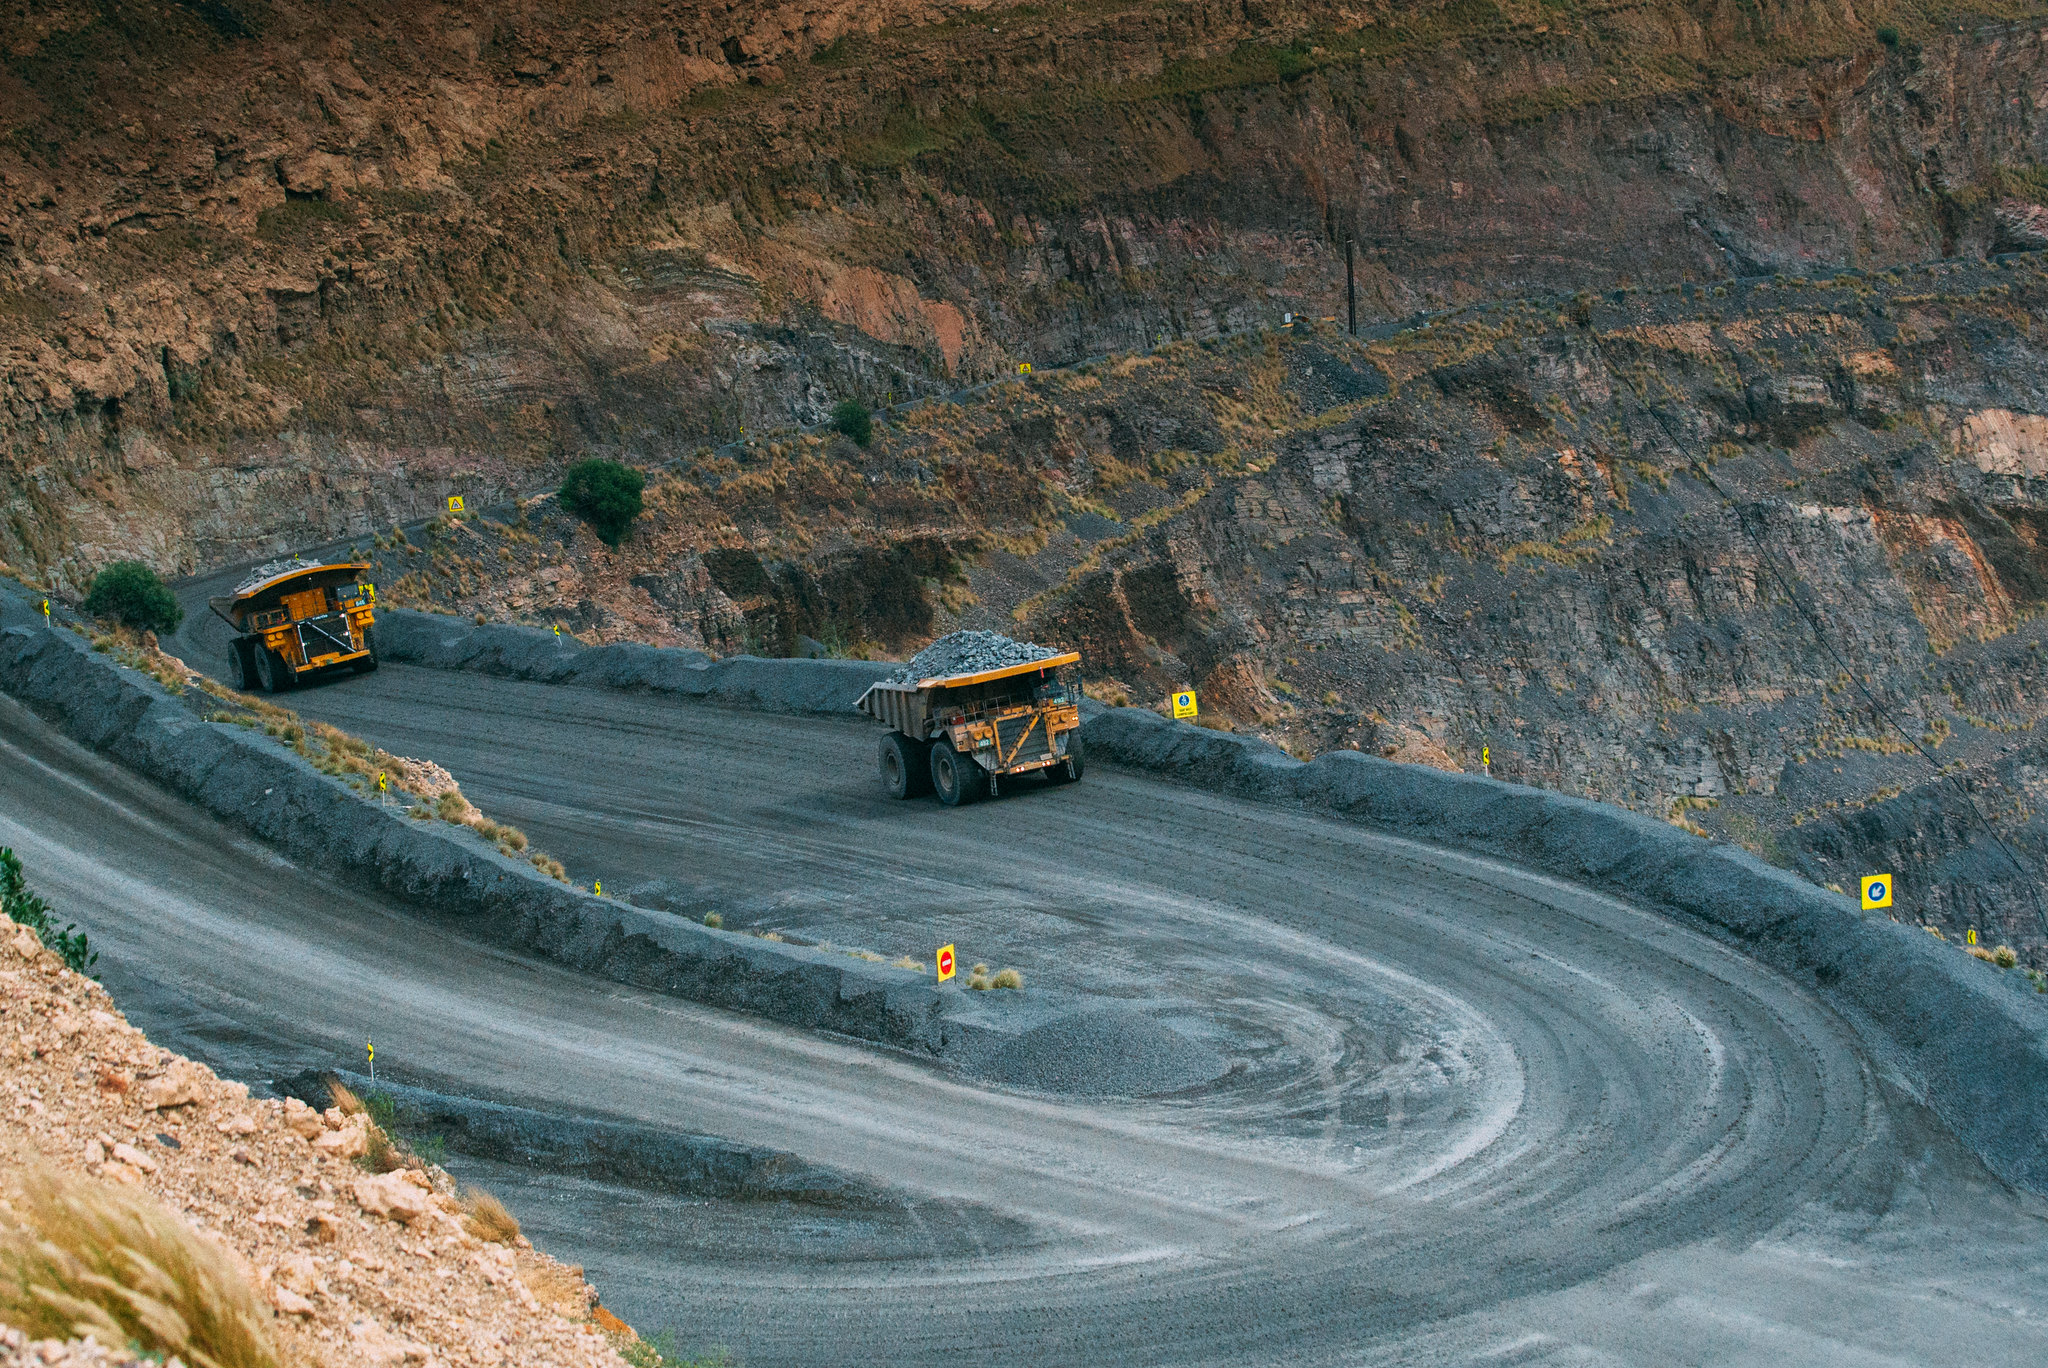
[831,400,873,447]
[1877,24,1900,47]
[1,848,96,976]
[83,561,182,633]
[558,458,646,546]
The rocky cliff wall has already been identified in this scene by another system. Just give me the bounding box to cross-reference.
[10,1,2048,585]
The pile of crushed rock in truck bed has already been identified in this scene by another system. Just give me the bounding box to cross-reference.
[893,631,1060,683]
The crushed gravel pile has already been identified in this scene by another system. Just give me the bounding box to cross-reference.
[974,1008,1227,1097]
[894,630,1059,683]
[230,555,328,596]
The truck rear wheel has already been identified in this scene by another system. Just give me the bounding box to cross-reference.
[930,741,987,807]
[255,645,294,694]
[1047,734,1084,784]
[879,732,931,799]
[227,639,255,692]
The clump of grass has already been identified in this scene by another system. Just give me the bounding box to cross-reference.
[991,967,1024,990]
[461,1187,521,1245]
[530,852,567,880]
[617,1327,734,1368]
[0,1165,281,1368]
[890,955,921,971]
[1993,944,2019,969]
[702,912,724,928]
[436,790,472,822]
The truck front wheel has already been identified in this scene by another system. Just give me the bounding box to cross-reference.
[879,732,931,799]
[930,741,987,807]
[1047,734,1084,784]
[255,645,295,694]
[354,626,379,674]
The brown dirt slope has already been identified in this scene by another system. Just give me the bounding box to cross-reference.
[0,920,631,1368]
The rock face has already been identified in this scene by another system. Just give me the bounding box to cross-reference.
[9,3,2048,588]
[348,255,2048,962]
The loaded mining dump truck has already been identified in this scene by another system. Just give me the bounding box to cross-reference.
[856,631,1083,805]
[211,557,379,693]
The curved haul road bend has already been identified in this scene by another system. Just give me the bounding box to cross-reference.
[8,645,2048,1363]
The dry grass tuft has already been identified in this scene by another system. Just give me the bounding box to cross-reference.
[461,1187,522,1246]
[325,1078,364,1116]
[0,1165,281,1368]
[991,967,1024,990]
[1993,944,2019,968]
[702,911,724,928]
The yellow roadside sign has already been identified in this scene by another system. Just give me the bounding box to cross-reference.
[447,495,465,513]
[937,944,956,982]
[1860,874,1893,910]
[1017,362,1032,374]
[1172,690,1198,719]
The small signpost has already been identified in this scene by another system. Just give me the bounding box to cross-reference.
[39,598,49,624]
[594,879,603,897]
[937,944,956,983]
[1172,690,1199,720]
[447,495,465,514]
[367,1039,374,1087]
[1481,745,1491,777]
[1860,874,1893,911]
[1017,362,1032,375]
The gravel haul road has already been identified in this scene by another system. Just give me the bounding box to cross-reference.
[2,608,2041,1363]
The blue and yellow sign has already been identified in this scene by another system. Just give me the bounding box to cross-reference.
[1860,874,1893,910]
[1172,690,1198,720]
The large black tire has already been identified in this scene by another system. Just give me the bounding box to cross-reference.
[354,626,379,674]
[255,644,295,694]
[879,732,931,799]
[1047,733,1084,784]
[929,741,987,807]
[226,639,254,692]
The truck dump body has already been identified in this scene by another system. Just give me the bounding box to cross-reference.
[210,558,378,692]
[856,650,1083,803]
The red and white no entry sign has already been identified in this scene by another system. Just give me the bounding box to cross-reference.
[936,944,956,982]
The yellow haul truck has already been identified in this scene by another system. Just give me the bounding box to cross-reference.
[211,558,379,693]
[856,652,1083,805]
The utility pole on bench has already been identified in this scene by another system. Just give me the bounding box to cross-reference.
[1346,237,1357,337]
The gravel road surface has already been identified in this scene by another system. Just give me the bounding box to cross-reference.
[2,605,2041,1363]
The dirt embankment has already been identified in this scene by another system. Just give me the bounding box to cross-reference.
[0,920,632,1368]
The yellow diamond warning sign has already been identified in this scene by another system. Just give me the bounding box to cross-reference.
[936,944,956,982]
[1860,874,1893,910]
[1172,690,1198,719]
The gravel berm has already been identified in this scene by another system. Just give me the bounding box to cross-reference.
[0,583,1222,1096]
[353,607,2048,1192]
[1080,705,2048,1193]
